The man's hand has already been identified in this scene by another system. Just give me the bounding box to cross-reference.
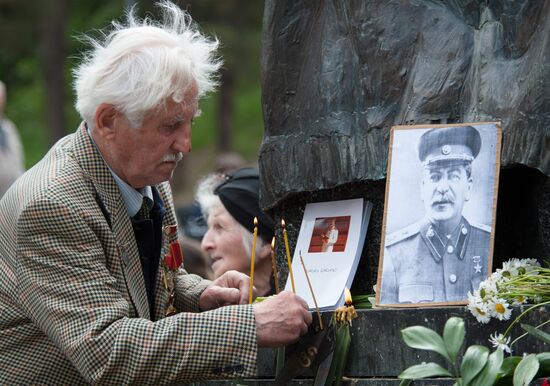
[253,291,312,347]
[199,270,250,311]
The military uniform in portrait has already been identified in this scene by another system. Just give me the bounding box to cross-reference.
[379,124,495,305]
[381,217,490,303]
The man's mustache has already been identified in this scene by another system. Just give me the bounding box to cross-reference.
[431,193,454,205]
[162,152,183,162]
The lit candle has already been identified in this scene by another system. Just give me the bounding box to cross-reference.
[281,219,296,293]
[299,250,323,330]
[271,237,280,294]
[344,288,353,307]
[249,217,258,304]
[335,287,357,325]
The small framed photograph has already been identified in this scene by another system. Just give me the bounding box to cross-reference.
[308,216,351,253]
[376,122,502,307]
[284,198,371,310]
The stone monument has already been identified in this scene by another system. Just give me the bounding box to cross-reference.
[259,0,550,295]
[255,1,550,383]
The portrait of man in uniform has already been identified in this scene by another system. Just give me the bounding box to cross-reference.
[377,123,501,306]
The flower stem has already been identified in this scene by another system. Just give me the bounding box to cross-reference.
[510,318,550,347]
[503,300,550,339]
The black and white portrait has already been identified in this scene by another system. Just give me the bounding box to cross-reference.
[377,122,501,306]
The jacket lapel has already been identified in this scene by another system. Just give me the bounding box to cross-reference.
[70,123,150,319]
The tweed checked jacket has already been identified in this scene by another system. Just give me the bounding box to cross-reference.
[0,123,257,385]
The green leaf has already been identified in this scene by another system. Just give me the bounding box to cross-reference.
[398,379,413,386]
[497,356,522,379]
[536,352,550,374]
[513,354,539,386]
[326,325,352,386]
[460,345,489,385]
[398,362,452,379]
[521,323,550,344]
[402,326,451,362]
[470,348,503,386]
[351,294,374,309]
[443,317,465,363]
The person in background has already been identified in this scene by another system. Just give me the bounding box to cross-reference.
[0,80,25,197]
[0,2,311,384]
[197,167,276,297]
[174,151,246,243]
[178,235,214,280]
[321,219,339,252]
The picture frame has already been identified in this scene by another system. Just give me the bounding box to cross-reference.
[376,122,502,307]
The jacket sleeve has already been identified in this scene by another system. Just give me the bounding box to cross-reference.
[173,270,210,312]
[16,198,258,385]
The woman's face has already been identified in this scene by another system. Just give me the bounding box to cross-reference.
[200,204,249,278]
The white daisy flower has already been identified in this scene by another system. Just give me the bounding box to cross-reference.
[468,289,481,302]
[500,260,519,278]
[524,258,539,266]
[488,298,512,321]
[467,292,491,324]
[512,295,528,305]
[479,277,498,297]
[519,258,541,275]
[489,270,503,282]
[489,332,512,354]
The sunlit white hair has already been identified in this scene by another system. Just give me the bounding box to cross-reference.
[196,173,268,256]
[73,0,222,127]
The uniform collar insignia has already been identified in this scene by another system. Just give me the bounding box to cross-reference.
[421,222,445,262]
[421,218,471,262]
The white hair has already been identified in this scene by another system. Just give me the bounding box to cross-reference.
[73,0,222,127]
[196,173,268,258]
[195,172,225,219]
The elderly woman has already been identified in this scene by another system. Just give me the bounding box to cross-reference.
[196,167,275,297]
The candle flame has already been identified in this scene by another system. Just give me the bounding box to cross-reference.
[254,217,258,226]
[344,287,352,306]
[271,236,275,249]
[281,219,286,227]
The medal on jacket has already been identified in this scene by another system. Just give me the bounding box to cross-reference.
[162,225,183,317]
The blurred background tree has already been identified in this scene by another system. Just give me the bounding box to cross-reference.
[0,0,265,205]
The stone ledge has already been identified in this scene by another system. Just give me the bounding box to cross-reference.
[249,305,548,384]
[197,377,546,385]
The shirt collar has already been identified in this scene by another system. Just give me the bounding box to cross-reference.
[111,173,153,217]
[86,123,153,217]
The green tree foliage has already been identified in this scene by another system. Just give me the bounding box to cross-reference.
[0,0,264,168]
[179,0,265,158]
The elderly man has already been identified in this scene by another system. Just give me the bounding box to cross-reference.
[0,2,311,384]
[380,125,490,304]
